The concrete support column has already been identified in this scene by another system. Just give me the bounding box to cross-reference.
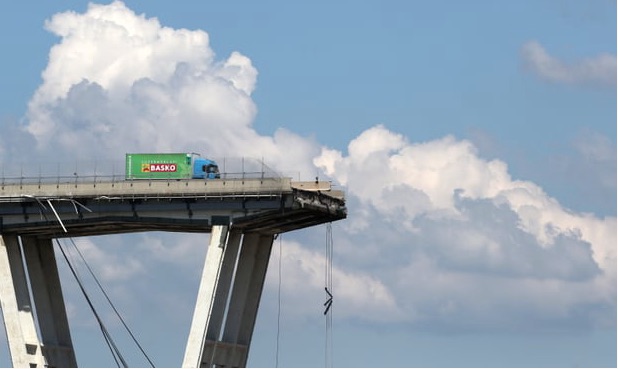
[221,233,274,367]
[183,226,241,367]
[183,229,274,368]
[0,234,46,367]
[21,237,77,367]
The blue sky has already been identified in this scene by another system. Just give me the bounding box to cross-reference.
[0,1,616,367]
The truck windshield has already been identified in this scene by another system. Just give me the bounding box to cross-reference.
[204,165,219,174]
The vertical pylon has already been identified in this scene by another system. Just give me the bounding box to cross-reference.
[183,225,240,367]
[183,227,275,368]
[220,233,274,367]
[0,235,77,368]
[0,234,46,368]
[21,237,77,367]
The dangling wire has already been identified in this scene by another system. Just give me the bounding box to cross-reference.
[27,197,126,367]
[324,223,334,368]
[28,197,154,367]
[57,240,128,367]
[275,233,282,368]
[59,238,122,367]
[68,238,156,367]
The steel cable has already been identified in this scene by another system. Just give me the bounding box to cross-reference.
[68,238,156,367]
[57,240,128,367]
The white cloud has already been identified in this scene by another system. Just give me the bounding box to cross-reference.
[22,0,320,178]
[315,125,616,329]
[3,1,614,335]
[521,40,617,87]
[25,0,252,153]
[265,239,405,323]
[574,129,616,163]
[65,236,146,282]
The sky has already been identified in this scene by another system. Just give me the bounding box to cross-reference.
[0,0,616,367]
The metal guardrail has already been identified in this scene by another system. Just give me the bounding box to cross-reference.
[0,172,279,186]
[0,177,294,201]
[0,157,286,186]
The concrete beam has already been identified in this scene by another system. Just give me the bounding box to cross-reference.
[0,181,346,238]
[0,177,292,199]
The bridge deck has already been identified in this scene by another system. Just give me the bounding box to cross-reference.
[0,178,346,237]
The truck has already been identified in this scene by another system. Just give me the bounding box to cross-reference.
[125,153,220,180]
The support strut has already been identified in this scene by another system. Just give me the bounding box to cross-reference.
[183,226,274,368]
[0,234,77,367]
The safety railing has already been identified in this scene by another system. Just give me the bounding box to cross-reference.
[0,157,286,186]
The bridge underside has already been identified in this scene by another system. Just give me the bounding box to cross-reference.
[1,206,341,238]
[0,187,344,238]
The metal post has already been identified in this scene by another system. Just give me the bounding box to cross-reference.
[261,157,264,182]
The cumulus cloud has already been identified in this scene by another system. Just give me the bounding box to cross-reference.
[521,40,617,87]
[19,1,319,178]
[264,239,404,323]
[2,1,614,337]
[59,236,146,282]
[315,125,616,330]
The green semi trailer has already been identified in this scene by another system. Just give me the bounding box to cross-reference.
[125,153,220,180]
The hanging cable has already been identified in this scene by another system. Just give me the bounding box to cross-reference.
[275,233,282,368]
[324,223,334,368]
[61,238,123,367]
[28,197,150,367]
[26,198,127,367]
[56,240,128,367]
[68,237,156,367]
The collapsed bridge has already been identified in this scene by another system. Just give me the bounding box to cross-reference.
[0,176,346,367]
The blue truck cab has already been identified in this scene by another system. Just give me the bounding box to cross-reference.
[193,157,220,179]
